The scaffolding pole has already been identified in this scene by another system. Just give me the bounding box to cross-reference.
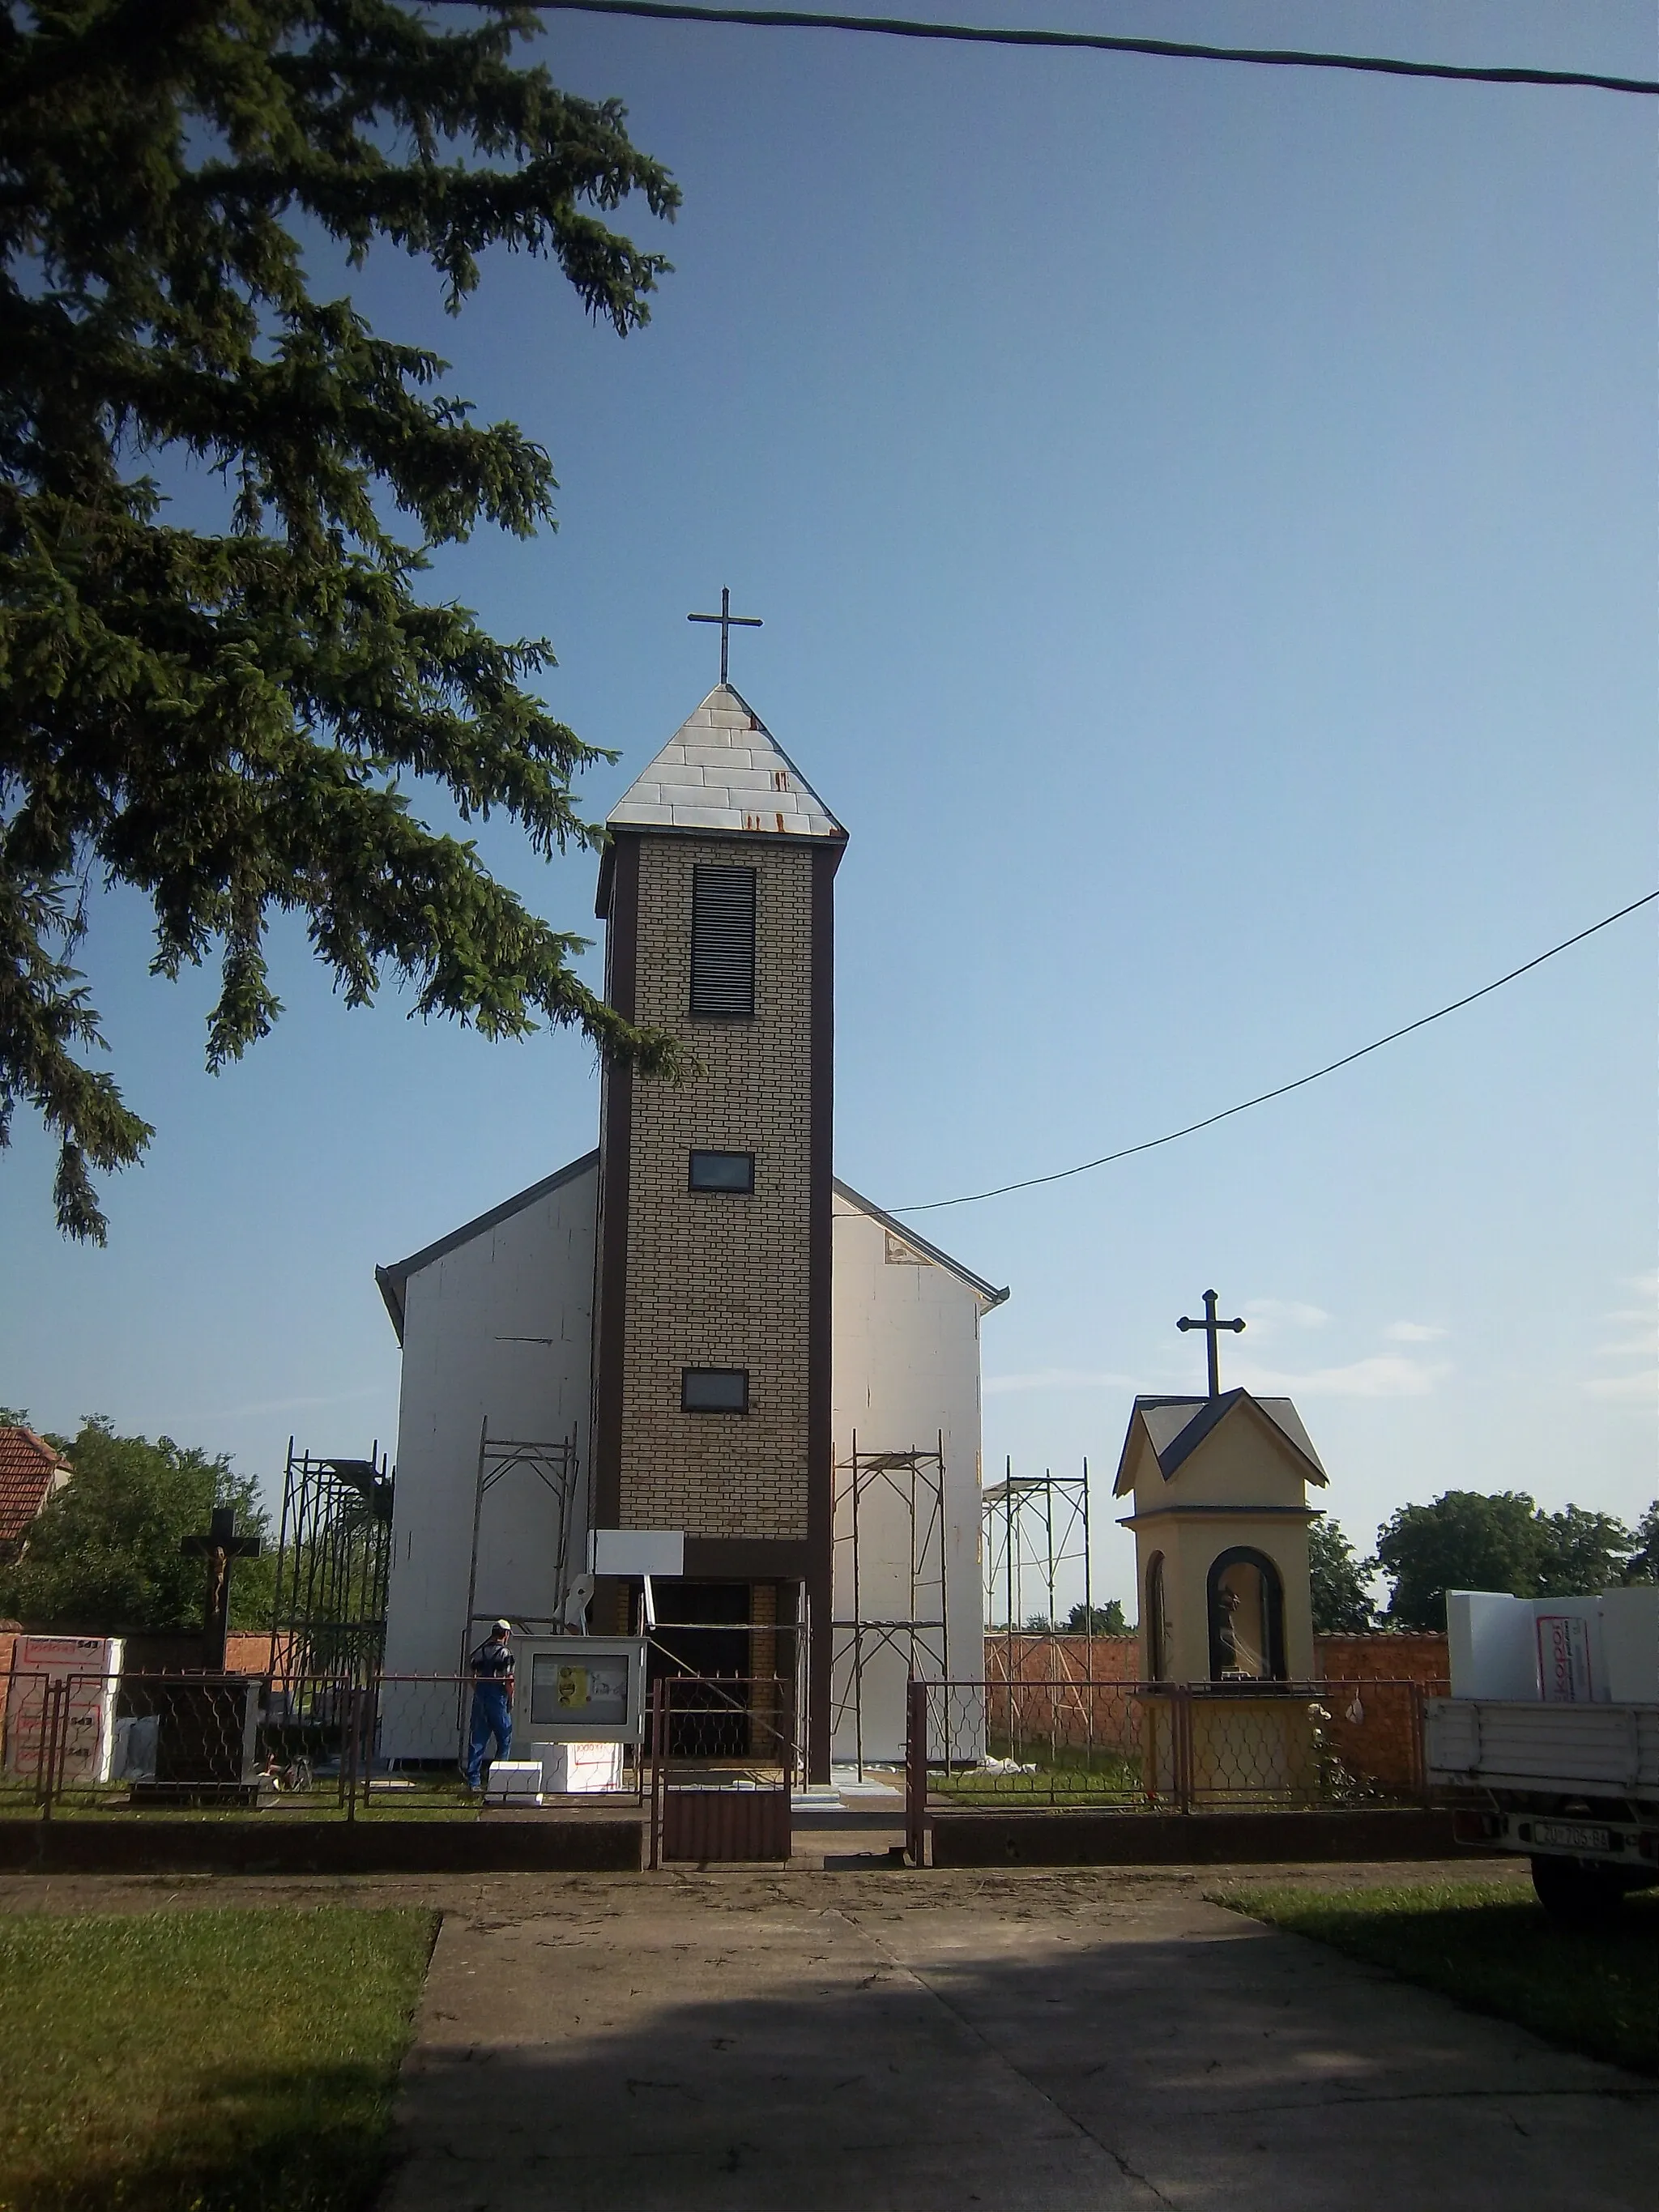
[829,1432,949,1779]
[458,1422,581,1672]
[270,1441,394,1686]
[982,1460,1093,1681]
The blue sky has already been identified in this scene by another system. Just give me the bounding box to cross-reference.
[2,1,1653,1614]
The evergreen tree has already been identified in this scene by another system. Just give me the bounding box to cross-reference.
[1307,1517,1374,1632]
[2,2,684,1240]
[0,1416,275,1631]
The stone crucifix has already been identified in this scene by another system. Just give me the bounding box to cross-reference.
[1177,1288,1245,1400]
[181,1506,262,1672]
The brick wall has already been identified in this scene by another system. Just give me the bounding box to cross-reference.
[983,1631,1448,1793]
[0,1628,275,1678]
[617,835,815,1540]
[984,1630,1449,1686]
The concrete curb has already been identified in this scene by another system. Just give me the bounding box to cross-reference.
[0,1818,645,1875]
[928,1806,1486,1866]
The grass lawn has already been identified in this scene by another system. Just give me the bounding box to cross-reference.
[0,1906,437,2211]
[933,1742,1145,1806]
[1213,1879,1659,2078]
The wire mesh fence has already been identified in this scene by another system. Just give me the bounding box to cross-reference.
[0,1670,650,1822]
[911,1676,1439,1819]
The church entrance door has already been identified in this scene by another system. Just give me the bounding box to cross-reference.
[648,1582,751,1758]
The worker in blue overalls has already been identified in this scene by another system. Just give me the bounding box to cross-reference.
[464,1619,515,1789]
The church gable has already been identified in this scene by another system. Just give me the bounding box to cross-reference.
[376,1149,599,1345]
[832,1181,1009,1314]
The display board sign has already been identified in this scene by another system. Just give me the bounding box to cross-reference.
[509,1636,647,1744]
[587,1528,684,1578]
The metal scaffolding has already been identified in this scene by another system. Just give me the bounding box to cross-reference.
[458,1421,581,1666]
[269,1441,394,1685]
[830,1432,949,1776]
[983,1460,1094,1674]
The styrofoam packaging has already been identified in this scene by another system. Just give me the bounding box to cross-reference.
[1446,1592,1539,1700]
[482,1759,544,1805]
[534,1739,624,1793]
[1598,1586,1659,1704]
[5,1634,124,1782]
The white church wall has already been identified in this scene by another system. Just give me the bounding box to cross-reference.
[381,1157,598,1757]
[830,1191,992,1762]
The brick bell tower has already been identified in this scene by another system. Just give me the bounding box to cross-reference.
[591,682,846,1779]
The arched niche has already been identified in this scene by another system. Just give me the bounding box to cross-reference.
[1205,1546,1286,1681]
[1145,1552,1169,1680]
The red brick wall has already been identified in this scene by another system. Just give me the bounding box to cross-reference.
[982,1632,1449,1792]
[983,1630,1448,1686]
[1,1629,278,1679]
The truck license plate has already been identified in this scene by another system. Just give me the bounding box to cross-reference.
[1532,1820,1611,1853]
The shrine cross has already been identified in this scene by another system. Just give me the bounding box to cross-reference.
[1177,1288,1246,1400]
[688,586,762,684]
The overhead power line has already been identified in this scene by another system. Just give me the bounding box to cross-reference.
[890,889,1659,1215]
[478,2,1659,96]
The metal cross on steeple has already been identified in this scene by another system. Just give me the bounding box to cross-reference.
[688,586,762,684]
[1177,1288,1246,1400]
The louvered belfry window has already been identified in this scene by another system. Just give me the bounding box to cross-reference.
[689,864,757,1018]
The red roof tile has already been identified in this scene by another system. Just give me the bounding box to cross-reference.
[0,1428,70,1546]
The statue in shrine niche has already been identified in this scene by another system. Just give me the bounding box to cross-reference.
[1215,1583,1245,1677]
[1213,1570,1267,1679]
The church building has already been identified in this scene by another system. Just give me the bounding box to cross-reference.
[375,683,1006,1776]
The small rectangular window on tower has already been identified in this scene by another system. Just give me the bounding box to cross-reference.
[689,1150,755,1194]
[681,1367,750,1414]
[689,864,757,1017]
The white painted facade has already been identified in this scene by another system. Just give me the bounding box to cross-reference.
[379,1154,598,1731]
[830,1184,1002,1762]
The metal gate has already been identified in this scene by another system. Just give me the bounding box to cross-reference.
[647,1673,799,1866]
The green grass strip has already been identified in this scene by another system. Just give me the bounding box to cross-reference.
[1211,1879,1659,2078]
[0,1906,437,2211]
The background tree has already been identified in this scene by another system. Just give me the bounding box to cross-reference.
[2,1,684,1241]
[1374,1490,1545,1630]
[0,1416,275,1632]
[1307,1517,1375,1632]
[1622,1502,1659,1584]
[1534,1504,1637,1596]
[1373,1490,1641,1629]
[1064,1600,1129,1634]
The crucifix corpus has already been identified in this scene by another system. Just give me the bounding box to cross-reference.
[688,585,762,684]
[1178,1288,1245,1400]
[181,1506,262,1671]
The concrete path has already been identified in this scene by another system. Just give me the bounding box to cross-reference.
[382,1867,1658,2211]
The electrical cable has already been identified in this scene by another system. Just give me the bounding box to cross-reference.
[464,2,1659,97]
[889,889,1659,1214]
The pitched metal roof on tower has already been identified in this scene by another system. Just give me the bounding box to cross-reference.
[1111,1391,1328,1495]
[606,685,846,842]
